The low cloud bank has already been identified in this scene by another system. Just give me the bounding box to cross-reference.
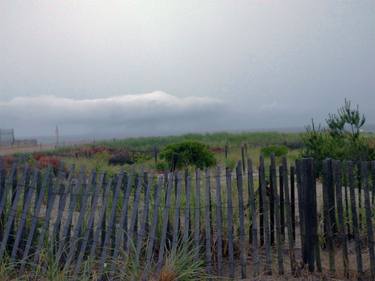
[0,91,225,137]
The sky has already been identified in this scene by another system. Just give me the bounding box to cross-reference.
[1,0,374,139]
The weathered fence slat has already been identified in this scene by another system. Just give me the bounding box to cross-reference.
[226,167,235,278]
[183,170,191,245]
[157,173,173,271]
[204,168,212,273]
[51,168,70,255]
[322,159,335,274]
[126,173,143,252]
[282,157,296,274]
[73,172,103,277]
[8,164,19,253]
[259,164,264,247]
[64,170,92,270]
[215,166,223,276]
[136,174,151,262]
[88,178,112,261]
[362,161,375,280]
[343,162,351,238]
[269,162,275,245]
[333,160,349,278]
[302,158,319,272]
[144,176,163,276]
[19,168,50,272]
[247,158,259,277]
[97,171,124,278]
[0,165,28,261]
[290,166,296,241]
[271,154,284,275]
[357,162,363,232]
[56,176,80,264]
[32,169,57,266]
[0,160,6,241]
[236,161,247,279]
[10,168,37,261]
[348,161,363,279]
[372,161,375,205]
[171,172,182,255]
[111,173,132,263]
[259,155,272,275]
[279,165,285,241]
[194,169,201,259]
[295,160,304,256]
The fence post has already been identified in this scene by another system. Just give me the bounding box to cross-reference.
[136,174,151,262]
[271,154,284,275]
[111,173,132,264]
[290,166,296,241]
[32,168,56,267]
[333,160,349,278]
[259,155,272,275]
[171,172,182,255]
[126,173,143,252]
[224,143,229,159]
[279,165,285,242]
[247,159,259,277]
[282,156,296,274]
[215,166,223,276]
[301,158,319,272]
[204,168,212,273]
[64,169,92,270]
[183,170,191,245]
[259,164,264,246]
[322,159,335,274]
[157,173,173,271]
[88,178,112,266]
[357,162,363,232]
[0,165,28,261]
[144,176,163,277]
[226,167,235,278]
[236,161,247,279]
[73,171,102,277]
[269,159,275,245]
[0,159,5,241]
[295,160,304,257]
[10,168,37,262]
[194,169,201,259]
[362,161,375,280]
[348,161,364,280]
[97,170,124,278]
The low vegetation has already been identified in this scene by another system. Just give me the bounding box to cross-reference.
[302,100,375,173]
[159,141,216,171]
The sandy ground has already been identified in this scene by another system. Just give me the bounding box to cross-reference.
[0,144,56,156]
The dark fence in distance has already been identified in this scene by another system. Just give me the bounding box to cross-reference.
[0,156,374,280]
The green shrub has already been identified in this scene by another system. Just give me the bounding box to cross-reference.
[261,145,288,157]
[155,161,169,172]
[160,141,216,170]
[302,100,375,174]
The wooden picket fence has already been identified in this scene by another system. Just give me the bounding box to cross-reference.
[0,156,374,280]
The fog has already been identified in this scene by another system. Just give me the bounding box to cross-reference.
[1,1,374,138]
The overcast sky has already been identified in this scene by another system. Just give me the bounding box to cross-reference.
[1,1,374,138]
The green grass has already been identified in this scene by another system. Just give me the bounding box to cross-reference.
[98,131,303,150]
[55,131,303,174]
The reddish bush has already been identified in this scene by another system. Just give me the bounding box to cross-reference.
[210,146,224,153]
[37,156,60,171]
[33,152,45,161]
[2,155,15,169]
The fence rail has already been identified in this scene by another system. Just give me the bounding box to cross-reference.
[0,156,374,280]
